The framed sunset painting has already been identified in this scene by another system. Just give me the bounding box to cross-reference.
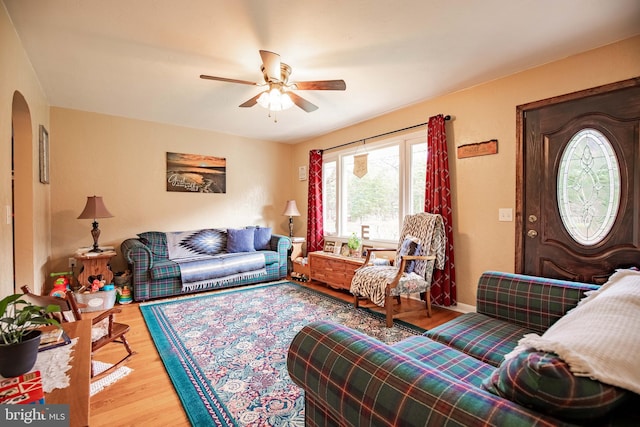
[166,152,226,193]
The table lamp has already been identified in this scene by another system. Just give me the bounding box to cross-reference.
[282,200,301,237]
[77,196,113,252]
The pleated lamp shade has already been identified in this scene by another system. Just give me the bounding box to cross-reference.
[77,196,113,220]
[77,196,113,252]
[282,200,301,217]
[282,200,301,237]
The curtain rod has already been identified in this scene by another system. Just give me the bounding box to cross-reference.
[322,114,451,153]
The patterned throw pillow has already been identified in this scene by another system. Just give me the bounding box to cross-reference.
[481,350,628,422]
[227,228,256,253]
[397,235,421,273]
[253,227,272,251]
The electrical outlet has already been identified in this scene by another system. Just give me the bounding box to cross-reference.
[68,257,77,268]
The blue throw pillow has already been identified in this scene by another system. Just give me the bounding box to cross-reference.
[227,228,256,253]
[253,227,272,251]
[398,235,421,273]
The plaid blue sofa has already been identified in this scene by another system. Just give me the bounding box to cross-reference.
[121,229,290,301]
[287,271,639,426]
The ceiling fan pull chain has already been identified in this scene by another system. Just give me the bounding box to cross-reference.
[267,109,278,123]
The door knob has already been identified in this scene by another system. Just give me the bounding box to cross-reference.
[527,229,538,238]
[528,215,537,223]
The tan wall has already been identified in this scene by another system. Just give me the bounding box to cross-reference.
[291,36,640,307]
[49,108,293,278]
[0,4,51,296]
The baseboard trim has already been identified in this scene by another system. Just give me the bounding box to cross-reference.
[406,294,476,314]
[446,302,475,314]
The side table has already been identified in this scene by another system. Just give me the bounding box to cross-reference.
[75,251,117,287]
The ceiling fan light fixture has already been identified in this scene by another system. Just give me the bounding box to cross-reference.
[201,49,345,115]
[280,91,293,110]
[257,87,294,112]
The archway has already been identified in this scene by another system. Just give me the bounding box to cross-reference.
[12,91,35,293]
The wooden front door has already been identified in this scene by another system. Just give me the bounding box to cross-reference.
[516,78,640,284]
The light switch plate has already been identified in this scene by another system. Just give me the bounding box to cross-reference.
[498,208,513,222]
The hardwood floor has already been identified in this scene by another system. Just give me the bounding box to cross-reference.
[89,279,461,426]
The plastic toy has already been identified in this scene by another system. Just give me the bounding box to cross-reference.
[49,272,71,298]
[117,285,133,304]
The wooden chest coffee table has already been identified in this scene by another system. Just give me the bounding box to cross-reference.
[308,251,365,291]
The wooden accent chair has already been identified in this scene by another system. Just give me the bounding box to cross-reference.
[21,285,136,380]
[350,213,446,327]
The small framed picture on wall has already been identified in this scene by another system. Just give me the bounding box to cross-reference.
[39,125,49,184]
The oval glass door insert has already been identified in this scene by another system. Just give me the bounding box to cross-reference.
[557,128,620,245]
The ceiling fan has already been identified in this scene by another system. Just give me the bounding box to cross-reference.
[200,50,346,113]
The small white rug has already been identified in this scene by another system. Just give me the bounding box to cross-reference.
[90,361,133,396]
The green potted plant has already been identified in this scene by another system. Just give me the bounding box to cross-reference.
[347,233,361,257]
[0,294,61,377]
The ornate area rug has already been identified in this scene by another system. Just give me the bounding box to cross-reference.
[140,281,423,426]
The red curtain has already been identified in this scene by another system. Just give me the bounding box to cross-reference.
[425,114,456,306]
[306,150,324,252]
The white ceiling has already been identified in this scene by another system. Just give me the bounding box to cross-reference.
[4,0,640,143]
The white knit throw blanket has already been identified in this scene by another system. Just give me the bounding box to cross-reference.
[506,269,640,394]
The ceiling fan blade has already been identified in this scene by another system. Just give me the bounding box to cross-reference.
[239,93,263,108]
[200,74,258,86]
[293,80,346,91]
[259,50,281,82]
[288,92,318,112]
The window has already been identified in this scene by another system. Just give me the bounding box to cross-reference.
[323,161,337,235]
[323,132,426,243]
[410,143,427,213]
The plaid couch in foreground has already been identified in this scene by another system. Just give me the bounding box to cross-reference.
[287,271,639,426]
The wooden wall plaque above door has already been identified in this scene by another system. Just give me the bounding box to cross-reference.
[457,139,498,158]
